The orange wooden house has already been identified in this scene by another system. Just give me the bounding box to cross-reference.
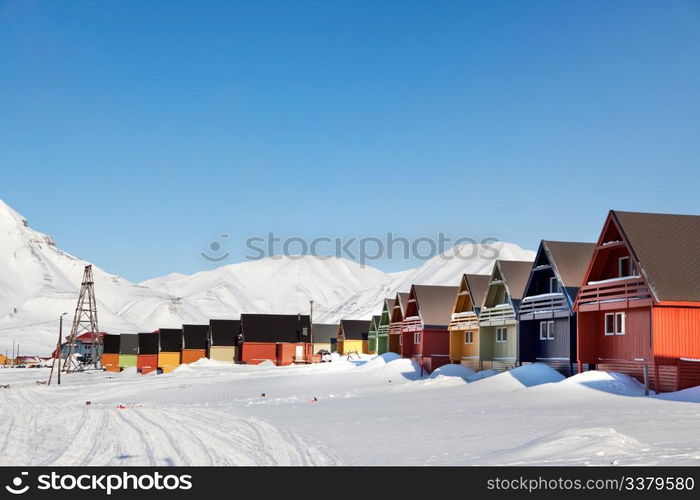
[575,210,700,392]
[448,274,490,370]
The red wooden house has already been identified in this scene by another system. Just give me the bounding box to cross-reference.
[575,210,700,392]
[239,313,312,365]
[388,292,410,355]
[402,284,459,374]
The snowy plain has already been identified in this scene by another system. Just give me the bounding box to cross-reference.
[1,356,699,466]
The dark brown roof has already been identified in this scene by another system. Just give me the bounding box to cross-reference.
[544,241,595,288]
[613,210,700,302]
[397,292,410,314]
[370,315,381,332]
[340,319,371,340]
[411,285,460,326]
[384,298,396,314]
[498,260,535,301]
[464,274,491,310]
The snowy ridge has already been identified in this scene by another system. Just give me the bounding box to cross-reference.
[0,198,534,354]
[317,242,535,322]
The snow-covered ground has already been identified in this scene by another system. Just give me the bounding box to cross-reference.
[1,357,699,466]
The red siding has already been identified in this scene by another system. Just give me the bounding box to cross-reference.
[652,306,700,364]
[401,332,415,358]
[422,328,450,372]
[405,326,450,373]
[240,342,277,365]
[577,307,651,363]
[598,362,678,393]
[137,354,158,374]
[276,343,312,366]
[679,360,700,390]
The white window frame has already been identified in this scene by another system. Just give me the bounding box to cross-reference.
[413,332,421,344]
[618,256,630,278]
[549,277,559,293]
[604,313,615,336]
[615,312,625,335]
[464,331,473,344]
[496,327,508,343]
[540,321,555,340]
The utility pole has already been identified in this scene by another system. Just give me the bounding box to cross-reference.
[64,265,101,372]
[309,300,314,345]
[48,313,68,386]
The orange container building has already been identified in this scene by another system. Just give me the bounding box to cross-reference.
[181,324,209,364]
[102,335,121,373]
[239,314,312,365]
[137,333,159,374]
[157,328,182,373]
[575,210,700,392]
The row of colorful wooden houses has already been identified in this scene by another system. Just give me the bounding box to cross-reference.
[338,210,700,393]
[96,210,700,393]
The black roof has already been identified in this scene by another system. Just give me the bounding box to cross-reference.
[118,334,138,355]
[138,332,159,355]
[182,324,209,349]
[210,319,241,346]
[240,314,311,343]
[158,328,182,352]
[103,335,121,354]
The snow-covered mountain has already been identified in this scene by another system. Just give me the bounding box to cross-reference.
[316,242,535,322]
[0,199,210,356]
[140,256,392,320]
[0,197,535,355]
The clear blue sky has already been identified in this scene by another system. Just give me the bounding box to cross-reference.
[1,0,699,282]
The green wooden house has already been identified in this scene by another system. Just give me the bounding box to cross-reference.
[478,260,533,371]
[367,315,381,354]
[377,298,394,355]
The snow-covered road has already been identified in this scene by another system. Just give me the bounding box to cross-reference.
[1,355,700,466]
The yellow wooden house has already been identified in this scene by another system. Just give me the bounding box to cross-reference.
[448,273,491,370]
[337,319,371,355]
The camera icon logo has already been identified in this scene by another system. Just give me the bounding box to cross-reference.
[5,472,29,495]
[201,234,230,262]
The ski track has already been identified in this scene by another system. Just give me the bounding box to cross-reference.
[0,377,342,466]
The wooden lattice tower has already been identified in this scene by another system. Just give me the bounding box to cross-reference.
[63,265,101,371]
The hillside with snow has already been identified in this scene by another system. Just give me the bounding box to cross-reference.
[0,198,535,354]
[140,256,392,320]
[0,200,210,356]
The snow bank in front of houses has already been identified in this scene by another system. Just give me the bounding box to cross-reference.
[462,364,565,394]
[481,427,647,466]
[429,364,476,380]
[654,385,700,403]
[559,370,648,396]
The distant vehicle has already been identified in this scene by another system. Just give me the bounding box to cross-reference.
[317,350,332,363]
